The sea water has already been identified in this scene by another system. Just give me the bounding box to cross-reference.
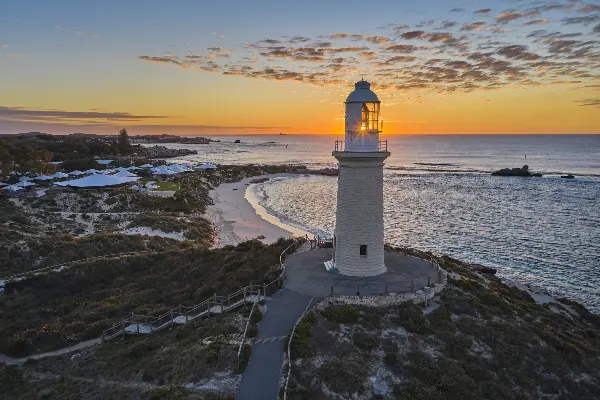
[172,134,600,311]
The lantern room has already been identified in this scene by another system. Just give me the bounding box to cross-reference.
[343,80,383,152]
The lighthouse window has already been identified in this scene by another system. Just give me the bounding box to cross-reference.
[360,245,367,257]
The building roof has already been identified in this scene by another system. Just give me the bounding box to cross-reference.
[345,80,380,103]
[54,174,140,188]
[114,170,139,178]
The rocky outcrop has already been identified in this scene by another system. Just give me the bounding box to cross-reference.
[491,165,542,177]
[137,145,197,158]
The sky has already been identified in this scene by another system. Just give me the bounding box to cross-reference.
[1,0,599,135]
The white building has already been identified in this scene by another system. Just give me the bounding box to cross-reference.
[331,80,390,276]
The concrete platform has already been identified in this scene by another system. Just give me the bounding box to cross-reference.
[285,248,439,297]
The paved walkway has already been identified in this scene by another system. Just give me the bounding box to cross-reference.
[236,288,312,400]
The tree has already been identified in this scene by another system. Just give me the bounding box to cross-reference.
[117,128,131,154]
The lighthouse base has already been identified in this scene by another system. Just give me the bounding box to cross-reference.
[332,151,389,277]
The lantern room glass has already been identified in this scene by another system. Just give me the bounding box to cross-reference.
[361,102,380,131]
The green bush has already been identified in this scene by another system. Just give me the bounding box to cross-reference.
[247,325,258,338]
[321,304,359,324]
[352,331,377,350]
[250,305,263,324]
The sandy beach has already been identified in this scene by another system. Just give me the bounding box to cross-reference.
[206,174,310,247]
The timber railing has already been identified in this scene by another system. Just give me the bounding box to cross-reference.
[237,301,258,371]
[329,256,446,296]
[101,237,306,342]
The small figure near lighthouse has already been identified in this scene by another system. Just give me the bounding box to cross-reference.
[330,79,390,276]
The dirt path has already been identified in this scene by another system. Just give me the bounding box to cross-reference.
[0,338,102,365]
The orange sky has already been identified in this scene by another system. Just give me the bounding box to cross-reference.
[1,0,599,135]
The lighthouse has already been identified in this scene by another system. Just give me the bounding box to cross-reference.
[331,80,390,276]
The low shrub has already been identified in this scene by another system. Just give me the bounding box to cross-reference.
[321,304,359,324]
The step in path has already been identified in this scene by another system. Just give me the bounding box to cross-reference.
[236,288,313,400]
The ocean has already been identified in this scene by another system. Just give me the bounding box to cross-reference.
[170,134,600,311]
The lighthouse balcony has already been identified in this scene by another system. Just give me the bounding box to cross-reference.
[334,139,388,153]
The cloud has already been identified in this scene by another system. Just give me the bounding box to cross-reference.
[594,23,600,33]
[579,4,600,14]
[401,30,427,40]
[54,25,100,39]
[575,98,600,107]
[287,36,311,43]
[496,10,539,24]
[358,51,378,60]
[524,19,550,25]
[450,8,465,13]
[0,106,168,125]
[137,7,600,99]
[138,55,181,65]
[462,21,486,31]
[372,55,417,66]
[384,44,421,53]
[497,45,541,60]
[562,15,600,25]
[474,9,491,15]
[439,20,458,29]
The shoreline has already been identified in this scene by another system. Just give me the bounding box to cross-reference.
[206,174,311,247]
[209,173,581,313]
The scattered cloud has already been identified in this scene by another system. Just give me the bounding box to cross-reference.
[579,4,600,14]
[575,98,600,107]
[562,15,600,25]
[496,10,539,24]
[524,19,550,25]
[0,106,168,125]
[54,25,100,38]
[136,2,600,99]
[497,45,541,60]
[462,21,486,31]
[450,8,465,13]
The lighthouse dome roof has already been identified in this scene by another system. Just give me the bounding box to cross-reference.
[345,80,380,103]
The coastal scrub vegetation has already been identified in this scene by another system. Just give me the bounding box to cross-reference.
[286,252,600,400]
[0,238,293,357]
[0,233,189,276]
[24,312,245,388]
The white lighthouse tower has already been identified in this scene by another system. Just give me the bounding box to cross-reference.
[331,80,390,276]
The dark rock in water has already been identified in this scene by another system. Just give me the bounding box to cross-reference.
[561,174,575,179]
[491,165,542,177]
[234,139,241,143]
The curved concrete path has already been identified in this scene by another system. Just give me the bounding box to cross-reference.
[0,338,101,365]
[236,288,312,400]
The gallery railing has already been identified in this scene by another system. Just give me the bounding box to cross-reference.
[333,140,388,152]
